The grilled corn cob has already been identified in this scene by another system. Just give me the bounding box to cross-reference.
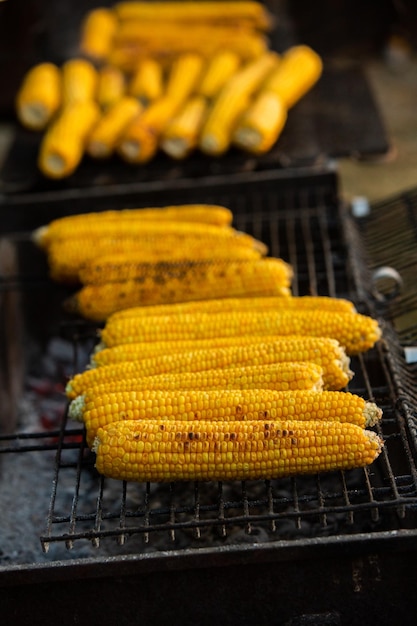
[38,100,100,179]
[91,335,321,367]
[161,95,208,159]
[128,58,165,105]
[262,44,323,109]
[70,258,292,319]
[93,418,383,483]
[15,62,61,131]
[118,53,204,163]
[78,388,382,447]
[48,238,267,284]
[61,58,98,105]
[100,309,381,355]
[70,362,325,411]
[113,1,274,31]
[197,50,241,100]
[33,204,234,249]
[79,7,118,61]
[96,65,126,110]
[199,51,279,156]
[233,90,287,154]
[65,337,352,399]
[86,96,142,158]
[108,295,356,321]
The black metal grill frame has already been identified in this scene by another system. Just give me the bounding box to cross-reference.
[1,167,416,559]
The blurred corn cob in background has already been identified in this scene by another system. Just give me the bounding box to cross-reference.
[38,100,100,179]
[86,96,142,158]
[14,1,323,177]
[96,65,126,110]
[15,62,61,131]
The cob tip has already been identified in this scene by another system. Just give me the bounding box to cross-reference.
[364,402,383,427]
[68,395,86,421]
[31,225,48,248]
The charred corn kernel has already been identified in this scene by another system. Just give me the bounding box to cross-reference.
[199,52,279,156]
[75,389,382,447]
[15,63,61,131]
[161,95,208,160]
[101,309,380,355]
[109,295,356,321]
[48,238,266,284]
[96,66,126,110]
[65,336,351,399]
[79,7,118,61]
[114,2,273,31]
[33,204,233,248]
[233,90,287,154]
[263,45,323,109]
[61,58,98,105]
[87,97,142,158]
[77,243,268,285]
[70,258,291,319]
[91,335,321,367]
[70,363,324,416]
[93,418,383,483]
[38,100,100,179]
[197,50,241,100]
[118,53,204,163]
[128,58,164,105]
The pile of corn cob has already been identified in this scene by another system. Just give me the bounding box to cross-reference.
[38,204,385,483]
[15,1,323,179]
[65,292,384,482]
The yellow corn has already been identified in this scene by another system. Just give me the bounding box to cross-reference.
[114,2,274,31]
[70,258,292,319]
[262,44,323,109]
[91,335,322,367]
[70,363,325,411]
[61,58,98,105]
[15,62,61,131]
[65,336,352,399]
[199,51,280,156]
[78,388,382,448]
[47,238,267,284]
[39,215,236,242]
[79,7,118,61]
[108,295,356,321]
[118,53,204,163]
[128,58,165,105]
[197,50,242,100]
[93,418,383,483]
[77,242,267,284]
[86,97,142,158]
[161,95,208,160]
[33,204,234,249]
[96,65,126,110]
[233,90,287,154]
[100,309,381,355]
[38,100,100,179]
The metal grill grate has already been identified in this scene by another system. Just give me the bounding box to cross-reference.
[1,168,417,559]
